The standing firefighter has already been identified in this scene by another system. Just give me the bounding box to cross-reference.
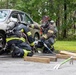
[6,18,34,58]
[31,16,58,53]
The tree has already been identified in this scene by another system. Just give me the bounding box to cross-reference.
[0,0,76,39]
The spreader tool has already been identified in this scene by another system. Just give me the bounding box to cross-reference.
[53,56,73,69]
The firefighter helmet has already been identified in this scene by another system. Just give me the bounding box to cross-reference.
[42,15,50,23]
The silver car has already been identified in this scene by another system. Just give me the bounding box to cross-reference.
[0,9,41,50]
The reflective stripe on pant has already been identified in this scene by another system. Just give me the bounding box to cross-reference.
[12,45,32,58]
[23,49,31,57]
[7,39,32,57]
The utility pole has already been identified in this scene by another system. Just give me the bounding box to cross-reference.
[63,0,67,38]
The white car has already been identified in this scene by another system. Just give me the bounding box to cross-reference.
[0,9,41,51]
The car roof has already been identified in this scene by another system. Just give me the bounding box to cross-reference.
[0,9,34,23]
[0,9,24,13]
[0,9,31,18]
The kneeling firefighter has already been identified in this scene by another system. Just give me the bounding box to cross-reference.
[31,16,58,53]
[6,18,34,58]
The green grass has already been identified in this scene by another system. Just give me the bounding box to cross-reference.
[54,41,76,52]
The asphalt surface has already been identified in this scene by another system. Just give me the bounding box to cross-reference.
[0,55,76,75]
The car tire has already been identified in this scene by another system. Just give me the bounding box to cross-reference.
[34,33,39,41]
[0,33,6,50]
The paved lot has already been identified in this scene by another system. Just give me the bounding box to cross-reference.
[0,55,76,75]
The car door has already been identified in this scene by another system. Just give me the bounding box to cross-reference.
[19,13,35,36]
[18,12,40,40]
[19,12,33,24]
[10,11,20,21]
[24,14,40,38]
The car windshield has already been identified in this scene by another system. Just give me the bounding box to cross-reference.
[0,10,9,22]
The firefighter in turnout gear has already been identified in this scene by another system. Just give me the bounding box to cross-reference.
[31,16,58,53]
[6,20,34,57]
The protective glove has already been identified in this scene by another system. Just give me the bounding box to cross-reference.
[33,37,45,45]
[33,36,45,45]
[34,40,39,45]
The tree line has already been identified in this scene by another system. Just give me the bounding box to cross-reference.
[0,0,76,40]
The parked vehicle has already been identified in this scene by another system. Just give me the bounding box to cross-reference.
[0,9,41,51]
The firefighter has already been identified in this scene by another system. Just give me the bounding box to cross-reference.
[30,15,58,53]
[13,23,35,47]
[6,18,34,57]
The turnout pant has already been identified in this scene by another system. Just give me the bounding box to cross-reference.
[36,37,55,53]
[7,40,33,57]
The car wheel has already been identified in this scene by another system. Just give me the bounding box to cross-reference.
[0,33,6,50]
[34,33,39,41]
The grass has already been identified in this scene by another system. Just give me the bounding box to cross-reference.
[54,41,76,52]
